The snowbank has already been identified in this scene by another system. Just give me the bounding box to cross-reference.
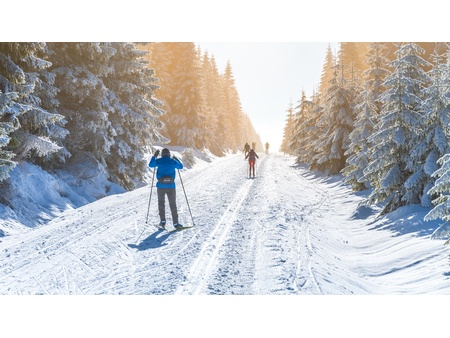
[0,159,124,235]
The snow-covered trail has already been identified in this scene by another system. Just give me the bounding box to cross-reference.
[177,152,329,295]
[1,153,449,295]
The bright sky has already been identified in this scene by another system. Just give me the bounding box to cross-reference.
[198,42,339,151]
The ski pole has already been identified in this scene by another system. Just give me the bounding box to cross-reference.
[177,169,195,226]
[145,168,156,224]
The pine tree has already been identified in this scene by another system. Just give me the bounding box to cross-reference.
[199,52,224,155]
[146,43,205,148]
[47,42,116,168]
[0,43,67,171]
[338,42,368,81]
[241,113,261,152]
[364,43,390,118]
[405,50,448,208]
[143,42,176,118]
[290,91,317,164]
[342,86,376,190]
[280,102,295,154]
[311,62,355,174]
[32,43,70,167]
[0,90,19,181]
[221,61,244,150]
[424,47,450,221]
[166,43,204,148]
[342,43,389,190]
[318,44,335,101]
[425,154,450,224]
[288,92,306,158]
[102,42,166,189]
[299,98,323,167]
[363,43,430,214]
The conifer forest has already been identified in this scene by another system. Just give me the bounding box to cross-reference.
[0,42,260,193]
[280,42,450,225]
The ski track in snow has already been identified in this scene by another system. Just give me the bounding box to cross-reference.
[1,152,450,295]
[175,176,255,295]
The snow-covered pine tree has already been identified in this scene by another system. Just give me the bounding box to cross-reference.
[291,91,317,164]
[342,43,389,190]
[102,43,167,190]
[310,61,356,174]
[363,43,390,126]
[400,45,432,207]
[363,43,429,214]
[46,42,116,168]
[199,52,225,155]
[165,43,204,148]
[0,43,67,169]
[0,43,23,181]
[181,147,196,167]
[240,113,261,152]
[338,43,368,81]
[318,44,335,102]
[32,43,70,167]
[342,85,376,190]
[143,42,176,120]
[288,91,307,158]
[0,90,19,181]
[424,47,450,222]
[298,97,323,167]
[221,61,244,150]
[406,49,449,208]
[424,154,450,224]
[280,102,295,155]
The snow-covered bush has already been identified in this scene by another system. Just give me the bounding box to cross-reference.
[182,148,196,167]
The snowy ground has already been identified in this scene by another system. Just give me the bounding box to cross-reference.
[1,151,449,336]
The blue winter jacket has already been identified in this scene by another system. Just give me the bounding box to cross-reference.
[149,155,183,189]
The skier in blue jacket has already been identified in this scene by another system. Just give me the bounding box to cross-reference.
[149,148,184,230]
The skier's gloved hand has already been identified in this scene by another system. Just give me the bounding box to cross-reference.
[154,149,160,158]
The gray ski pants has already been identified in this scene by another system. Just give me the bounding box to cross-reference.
[157,187,179,224]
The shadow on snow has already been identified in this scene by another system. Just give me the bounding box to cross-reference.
[128,229,175,251]
[290,161,442,239]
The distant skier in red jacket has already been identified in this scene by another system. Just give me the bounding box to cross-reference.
[245,149,259,178]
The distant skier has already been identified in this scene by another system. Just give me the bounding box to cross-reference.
[265,142,270,155]
[245,148,259,178]
[243,142,250,158]
[149,148,184,230]
[252,141,256,151]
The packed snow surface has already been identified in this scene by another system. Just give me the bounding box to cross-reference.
[1,152,449,336]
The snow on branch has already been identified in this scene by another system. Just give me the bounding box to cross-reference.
[0,53,25,84]
[14,131,62,160]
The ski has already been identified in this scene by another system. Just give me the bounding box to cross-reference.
[173,226,194,231]
[154,224,194,232]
